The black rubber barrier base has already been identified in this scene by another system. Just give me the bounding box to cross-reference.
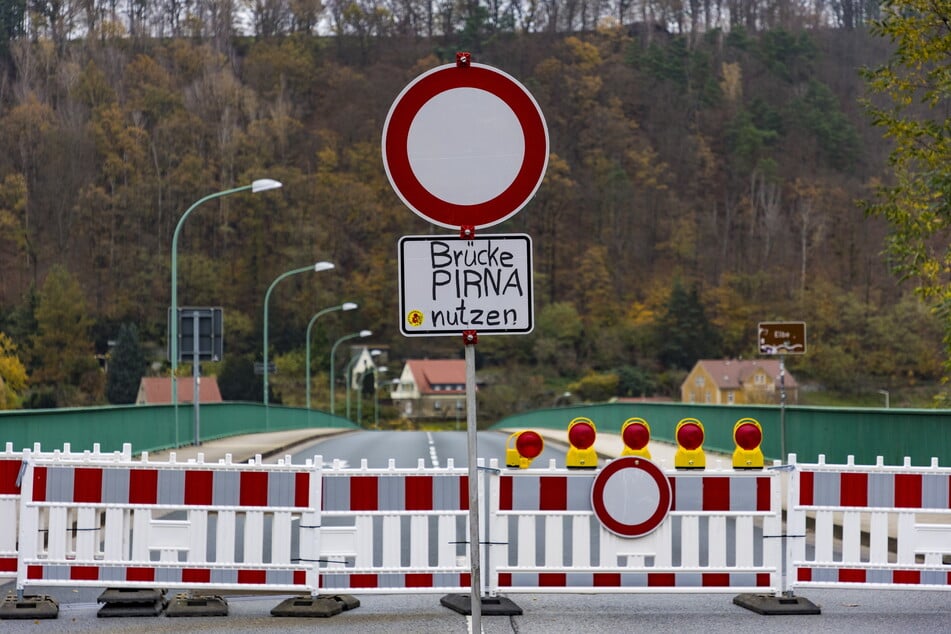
[733,593,822,615]
[96,588,167,617]
[0,594,59,620]
[165,593,228,617]
[271,594,360,617]
[440,594,523,616]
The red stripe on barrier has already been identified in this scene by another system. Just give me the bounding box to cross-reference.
[126,567,155,582]
[797,567,812,582]
[74,468,103,504]
[894,473,922,508]
[539,573,566,587]
[182,568,211,583]
[702,573,730,587]
[0,459,20,494]
[129,469,158,505]
[184,470,213,505]
[594,573,621,587]
[27,565,43,580]
[539,476,567,511]
[350,573,378,588]
[702,477,730,511]
[460,573,471,586]
[460,475,469,511]
[238,569,267,584]
[295,472,310,507]
[839,568,866,583]
[647,572,675,587]
[893,569,920,584]
[756,573,771,587]
[406,573,433,587]
[0,557,16,572]
[756,477,771,511]
[240,471,269,507]
[840,473,868,507]
[499,572,512,586]
[799,471,814,506]
[405,475,434,511]
[350,476,378,511]
[32,466,47,502]
[71,566,99,581]
[294,570,306,585]
[499,476,512,511]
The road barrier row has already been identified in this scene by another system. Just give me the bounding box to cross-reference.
[1,444,949,620]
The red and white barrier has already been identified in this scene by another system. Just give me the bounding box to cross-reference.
[486,459,783,594]
[16,451,319,594]
[314,457,474,594]
[788,454,951,589]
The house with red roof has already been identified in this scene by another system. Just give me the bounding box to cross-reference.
[136,376,223,405]
[390,359,469,420]
[681,359,798,405]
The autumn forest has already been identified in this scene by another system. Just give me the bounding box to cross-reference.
[0,0,946,415]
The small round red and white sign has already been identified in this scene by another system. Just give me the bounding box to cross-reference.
[382,61,549,229]
[591,456,672,538]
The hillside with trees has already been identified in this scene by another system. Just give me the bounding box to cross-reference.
[0,1,947,414]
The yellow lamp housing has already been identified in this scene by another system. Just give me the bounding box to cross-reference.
[732,417,764,469]
[505,430,545,469]
[620,417,651,459]
[674,417,706,469]
[566,417,598,469]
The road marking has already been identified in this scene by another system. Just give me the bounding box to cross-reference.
[426,432,440,467]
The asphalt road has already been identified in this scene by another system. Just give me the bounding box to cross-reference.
[2,430,949,632]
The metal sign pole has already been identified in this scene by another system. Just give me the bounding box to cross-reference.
[192,311,201,447]
[463,332,481,631]
[779,355,786,463]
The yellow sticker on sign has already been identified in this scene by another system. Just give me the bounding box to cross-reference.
[406,310,425,328]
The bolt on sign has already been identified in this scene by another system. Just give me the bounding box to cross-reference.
[758,321,806,355]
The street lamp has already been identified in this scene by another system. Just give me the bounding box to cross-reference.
[170,178,282,447]
[263,262,335,411]
[330,329,371,416]
[877,389,890,408]
[306,302,358,410]
[374,366,389,429]
[345,352,363,421]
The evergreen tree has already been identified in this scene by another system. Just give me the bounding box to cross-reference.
[218,354,260,402]
[654,279,722,371]
[106,323,147,404]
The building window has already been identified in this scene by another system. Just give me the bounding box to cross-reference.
[705,391,712,403]
[695,375,705,387]
[754,373,765,385]
[727,391,735,404]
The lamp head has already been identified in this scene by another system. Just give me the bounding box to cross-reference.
[359,329,372,338]
[342,302,358,311]
[314,261,334,272]
[251,179,283,192]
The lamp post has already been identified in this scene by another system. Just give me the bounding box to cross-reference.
[374,366,388,429]
[877,389,890,408]
[345,353,362,422]
[170,178,282,447]
[263,262,335,413]
[306,302,358,410]
[330,330,371,416]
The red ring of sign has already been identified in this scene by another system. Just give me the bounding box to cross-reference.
[590,456,672,538]
[383,63,549,229]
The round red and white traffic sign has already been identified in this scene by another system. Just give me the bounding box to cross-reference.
[382,62,549,229]
[591,456,671,538]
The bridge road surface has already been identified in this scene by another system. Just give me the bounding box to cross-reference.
[2,429,949,633]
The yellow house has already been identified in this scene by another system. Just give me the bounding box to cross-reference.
[681,359,798,405]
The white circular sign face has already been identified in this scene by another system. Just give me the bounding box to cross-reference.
[382,63,549,229]
[591,457,671,538]
[407,87,524,206]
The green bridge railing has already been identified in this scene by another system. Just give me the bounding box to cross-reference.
[0,403,357,455]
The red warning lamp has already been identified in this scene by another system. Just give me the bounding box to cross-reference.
[505,430,544,469]
[620,417,651,459]
[674,417,705,469]
[566,417,598,468]
[732,417,764,469]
